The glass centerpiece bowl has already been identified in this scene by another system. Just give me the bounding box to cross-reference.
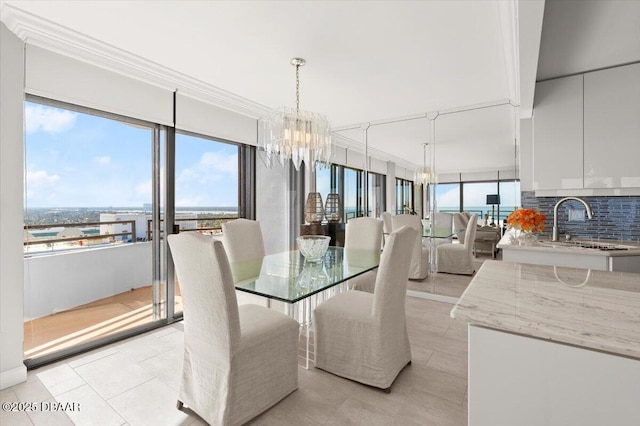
[296,235,330,262]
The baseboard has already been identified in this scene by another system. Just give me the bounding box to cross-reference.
[0,364,27,390]
[407,290,459,305]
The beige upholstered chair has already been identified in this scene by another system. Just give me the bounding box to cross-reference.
[222,218,265,262]
[313,225,417,391]
[345,217,383,293]
[222,218,268,305]
[430,212,455,249]
[453,212,501,258]
[380,211,392,247]
[436,214,478,275]
[391,214,429,280]
[168,232,298,426]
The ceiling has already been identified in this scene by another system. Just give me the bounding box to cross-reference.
[1,0,545,173]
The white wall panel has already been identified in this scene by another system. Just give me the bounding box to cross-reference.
[26,45,173,125]
[176,93,257,145]
[437,172,461,184]
[369,157,387,175]
[331,145,348,167]
[346,149,365,170]
[0,23,27,389]
[461,171,499,182]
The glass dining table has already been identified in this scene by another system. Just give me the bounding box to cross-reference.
[230,247,380,368]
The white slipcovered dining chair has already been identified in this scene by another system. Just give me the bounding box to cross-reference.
[168,232,298,426]
[222,218,267,305]
[313,225,417,391]
[391,214,429,280]
[432,212,454,242]
[436,213,478,275]
[222,218,265,262]
[345,217,383,293]
[380,211,392,247]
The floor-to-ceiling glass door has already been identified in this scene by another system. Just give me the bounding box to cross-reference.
[172,131,241,316]
[23,97,168,366]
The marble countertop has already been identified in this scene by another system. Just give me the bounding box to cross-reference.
[497,230,640,257]
[451,260,640,359]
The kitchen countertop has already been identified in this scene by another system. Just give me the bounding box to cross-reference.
[451,260,640,359]
[497,230,640,257]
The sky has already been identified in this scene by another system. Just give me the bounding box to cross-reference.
[25,102,239,208]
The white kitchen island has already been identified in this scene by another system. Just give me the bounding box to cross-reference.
[497,230,640,273]
[451,261,640,426]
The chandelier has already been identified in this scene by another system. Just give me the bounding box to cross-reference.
[414,143,431,185]
[260,58,332,170]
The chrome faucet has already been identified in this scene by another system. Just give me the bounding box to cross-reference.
[552,197,594,241]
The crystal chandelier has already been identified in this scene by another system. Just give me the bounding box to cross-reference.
[414,143,431,185]
[260,58,332,170]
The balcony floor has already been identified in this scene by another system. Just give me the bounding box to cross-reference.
[24,286,182,360]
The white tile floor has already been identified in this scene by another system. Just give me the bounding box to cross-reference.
[1,272,476,426]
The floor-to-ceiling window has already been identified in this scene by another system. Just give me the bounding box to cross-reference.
[498,180,521,223]
[343,167,361,220]
[23,98,165,364]
[395,178,414,214]
[173,131,240,315]
[434,183,461,213]
[462,182,498,224]
[22,96,253,366]
[367,171,386,218]
[315,163,382,221]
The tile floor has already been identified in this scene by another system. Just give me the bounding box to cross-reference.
[2,271,478,426]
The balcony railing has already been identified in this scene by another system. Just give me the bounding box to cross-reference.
[24,220,136,251]
[146,215,238,240]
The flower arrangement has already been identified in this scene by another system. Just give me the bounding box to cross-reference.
[507,208,546,233]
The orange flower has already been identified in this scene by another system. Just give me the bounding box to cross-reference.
[507,208,546,233]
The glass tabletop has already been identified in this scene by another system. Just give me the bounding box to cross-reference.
[230,247,380,303]
[422,227,464,238]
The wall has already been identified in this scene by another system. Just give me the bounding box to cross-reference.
[256,151,290,254]
[522,191,640,241]
[0,23,26,389]
[24,243,153,320]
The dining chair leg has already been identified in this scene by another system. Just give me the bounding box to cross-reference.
[176,400,184,410]
[383,386,391,394]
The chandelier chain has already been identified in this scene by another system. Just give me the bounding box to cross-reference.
[295,64,300,112]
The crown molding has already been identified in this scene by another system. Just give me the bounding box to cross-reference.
[0,3,270,119]
[331,132,420,171]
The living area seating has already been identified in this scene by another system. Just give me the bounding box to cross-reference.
[167,232,299,426]
[453,211,501,258]
[345,217,383,293]
[391,214,429,280]
[313,226,417,391]
[437,213,478,275]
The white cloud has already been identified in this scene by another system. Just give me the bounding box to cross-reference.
[175,152,238,207]
[93,156,111,165]
[26,170,61,187]
[25,105,77,134]
[177,151,237,185]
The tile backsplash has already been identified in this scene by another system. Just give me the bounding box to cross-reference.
[521,192,640,242]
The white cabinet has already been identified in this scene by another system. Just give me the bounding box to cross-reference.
[533,74,584,191]
[468,325,640,426]
[584,63,640,188]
